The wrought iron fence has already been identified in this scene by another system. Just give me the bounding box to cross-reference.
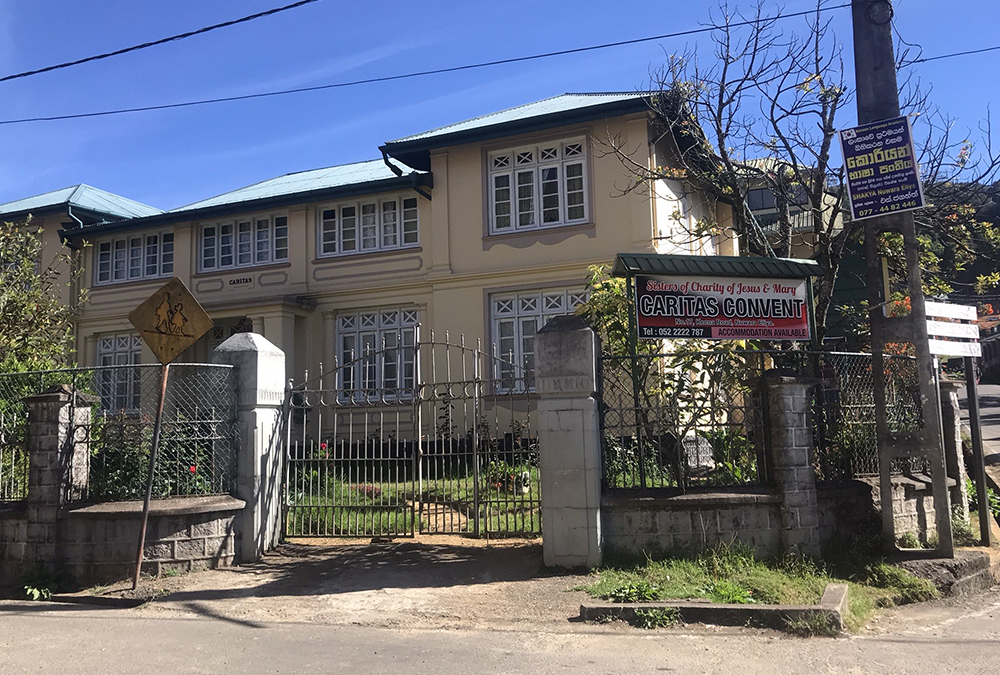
[597,347,926,492]
[599,349,772,492]
[0,364,239,502]
[285,331,541,538]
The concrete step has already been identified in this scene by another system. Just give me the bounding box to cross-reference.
[895,549,997,596]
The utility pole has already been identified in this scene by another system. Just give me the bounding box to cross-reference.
[851,0,954,556]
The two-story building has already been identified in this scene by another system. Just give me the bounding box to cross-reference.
[1,92,736,383]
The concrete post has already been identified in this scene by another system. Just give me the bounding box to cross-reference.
[535,316,602,568]
[939,379,970,523]
[765,375,822,557]
[24,385,94,567]
[212,333,286,562]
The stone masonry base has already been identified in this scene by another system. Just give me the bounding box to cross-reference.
[1,495,244,588]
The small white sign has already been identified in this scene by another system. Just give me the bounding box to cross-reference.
[925,320,980,340]
[925,301,978,322]
[929,339,982,358]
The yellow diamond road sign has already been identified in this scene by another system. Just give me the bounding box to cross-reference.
[128,278,214,365]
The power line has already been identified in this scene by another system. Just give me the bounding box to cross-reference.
[0,2,852,126]
[902,44,1000,67]
[0,0,322,84]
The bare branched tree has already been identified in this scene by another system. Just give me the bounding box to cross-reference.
[601,0,1000,341]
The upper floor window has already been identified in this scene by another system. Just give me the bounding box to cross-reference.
[318,196,418,258]
[488,139,588,235]
[95,232,173,286]
[199,214,288,272]
[336,308,419,398]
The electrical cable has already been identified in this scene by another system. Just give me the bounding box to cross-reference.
[0,0,322,84]
[902,44,1000,66]
[0,2,852,126]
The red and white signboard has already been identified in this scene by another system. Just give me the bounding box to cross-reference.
[635,275,811,341]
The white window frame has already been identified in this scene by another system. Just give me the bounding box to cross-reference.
[94,231,174,286]
[336,308,419,399]
[96,333,142,411]
[317,195,419,258]
[490,288,589,391]
[199,213,288,272]
[488,138,589,235]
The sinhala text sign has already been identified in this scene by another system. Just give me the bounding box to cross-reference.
[839,115,925,221]
[635,275,810,341]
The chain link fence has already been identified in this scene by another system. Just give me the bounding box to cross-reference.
[598,349,925,492]
[814,352,923,481]
[0,364,239,503]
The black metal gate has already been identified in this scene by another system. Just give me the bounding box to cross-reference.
[283,330,541,538]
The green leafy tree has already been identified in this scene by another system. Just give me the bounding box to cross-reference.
[0,218,84,372]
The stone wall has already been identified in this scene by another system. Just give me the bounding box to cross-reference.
[1,496,242,586]
[816,480,879,552]
[884,475,939,545]
[59,495,243,584]
[602,491,784,558]
[0,503,27,582]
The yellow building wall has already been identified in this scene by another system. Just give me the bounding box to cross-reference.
[67,110,735,382]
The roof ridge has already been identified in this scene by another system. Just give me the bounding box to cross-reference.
[278,157,387,179]
[384,91,651,147]
[385,93,571,144]
[67,184,88,203]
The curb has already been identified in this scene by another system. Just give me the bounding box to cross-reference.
[49,593,148,609]
[579,582,848,633]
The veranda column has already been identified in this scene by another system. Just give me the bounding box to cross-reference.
[535,316,602,568]
[212,333,286,562]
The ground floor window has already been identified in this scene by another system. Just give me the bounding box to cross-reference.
[207,317,254,351]
[96,333,142,411]
[490,288,589,387]
[336,308,419,397]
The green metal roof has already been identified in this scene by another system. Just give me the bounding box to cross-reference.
[0,184,162,222]
[168,159,420,213]
[612,253,821,279]
[62,159,429,236]
[381,92,652,171]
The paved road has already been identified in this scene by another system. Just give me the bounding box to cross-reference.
[959,383,1000,453]
[1,588,999,675]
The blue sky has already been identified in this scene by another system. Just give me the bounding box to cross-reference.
[0,0,996,210]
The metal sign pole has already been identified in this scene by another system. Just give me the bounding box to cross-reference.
[965,357,993,546]
[132,363,170,590]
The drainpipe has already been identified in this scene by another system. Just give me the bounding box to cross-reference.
[381,149,432,201]
[62,206,87,362]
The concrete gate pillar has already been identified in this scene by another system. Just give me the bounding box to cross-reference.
[24,385,95,568]
[764,375,822,558]
[212,333,286,562]
[535,316,602,568]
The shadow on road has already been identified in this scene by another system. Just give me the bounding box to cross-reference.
[155,539,572,606]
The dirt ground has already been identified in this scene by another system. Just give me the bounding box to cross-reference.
[103,536,604,632]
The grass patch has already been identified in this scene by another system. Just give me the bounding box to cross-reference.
[784,611,840,637]
[580,543,939,633]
